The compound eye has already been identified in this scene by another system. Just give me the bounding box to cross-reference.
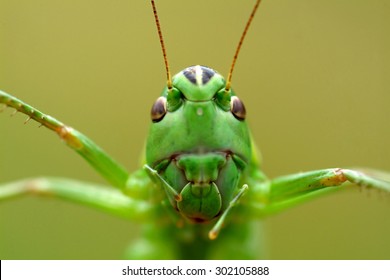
[151,96,167,122]
[230,96,246,120]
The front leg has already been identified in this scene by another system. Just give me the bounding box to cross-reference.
[249,168,390,217]
[0,177,156,221]
[0,169,158,259]
[1,90,129,189]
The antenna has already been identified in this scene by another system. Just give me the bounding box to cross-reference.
[225,0,262,91]
[151,0,172,89]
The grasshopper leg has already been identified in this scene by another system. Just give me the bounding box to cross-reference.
[0,177,156,221]
[248,168,390,217]
[0,90,129,189]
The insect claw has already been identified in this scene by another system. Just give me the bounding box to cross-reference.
[175,194,182,202]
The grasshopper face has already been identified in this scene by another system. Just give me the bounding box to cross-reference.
[146,65,251,222]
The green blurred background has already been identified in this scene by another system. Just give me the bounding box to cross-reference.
[0,0,389,259]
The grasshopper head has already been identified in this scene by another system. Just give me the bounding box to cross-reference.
[146,65,251,223]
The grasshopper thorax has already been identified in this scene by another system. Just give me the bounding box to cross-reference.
[145,65,251,223]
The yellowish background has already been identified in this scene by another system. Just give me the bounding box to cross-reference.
[0,0,389,259]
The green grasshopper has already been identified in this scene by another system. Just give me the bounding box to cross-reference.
[1,0,390,259]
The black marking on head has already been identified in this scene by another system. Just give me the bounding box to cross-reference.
[182,66,216,86]
[201,67,215,84]
[183,68,197,85]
